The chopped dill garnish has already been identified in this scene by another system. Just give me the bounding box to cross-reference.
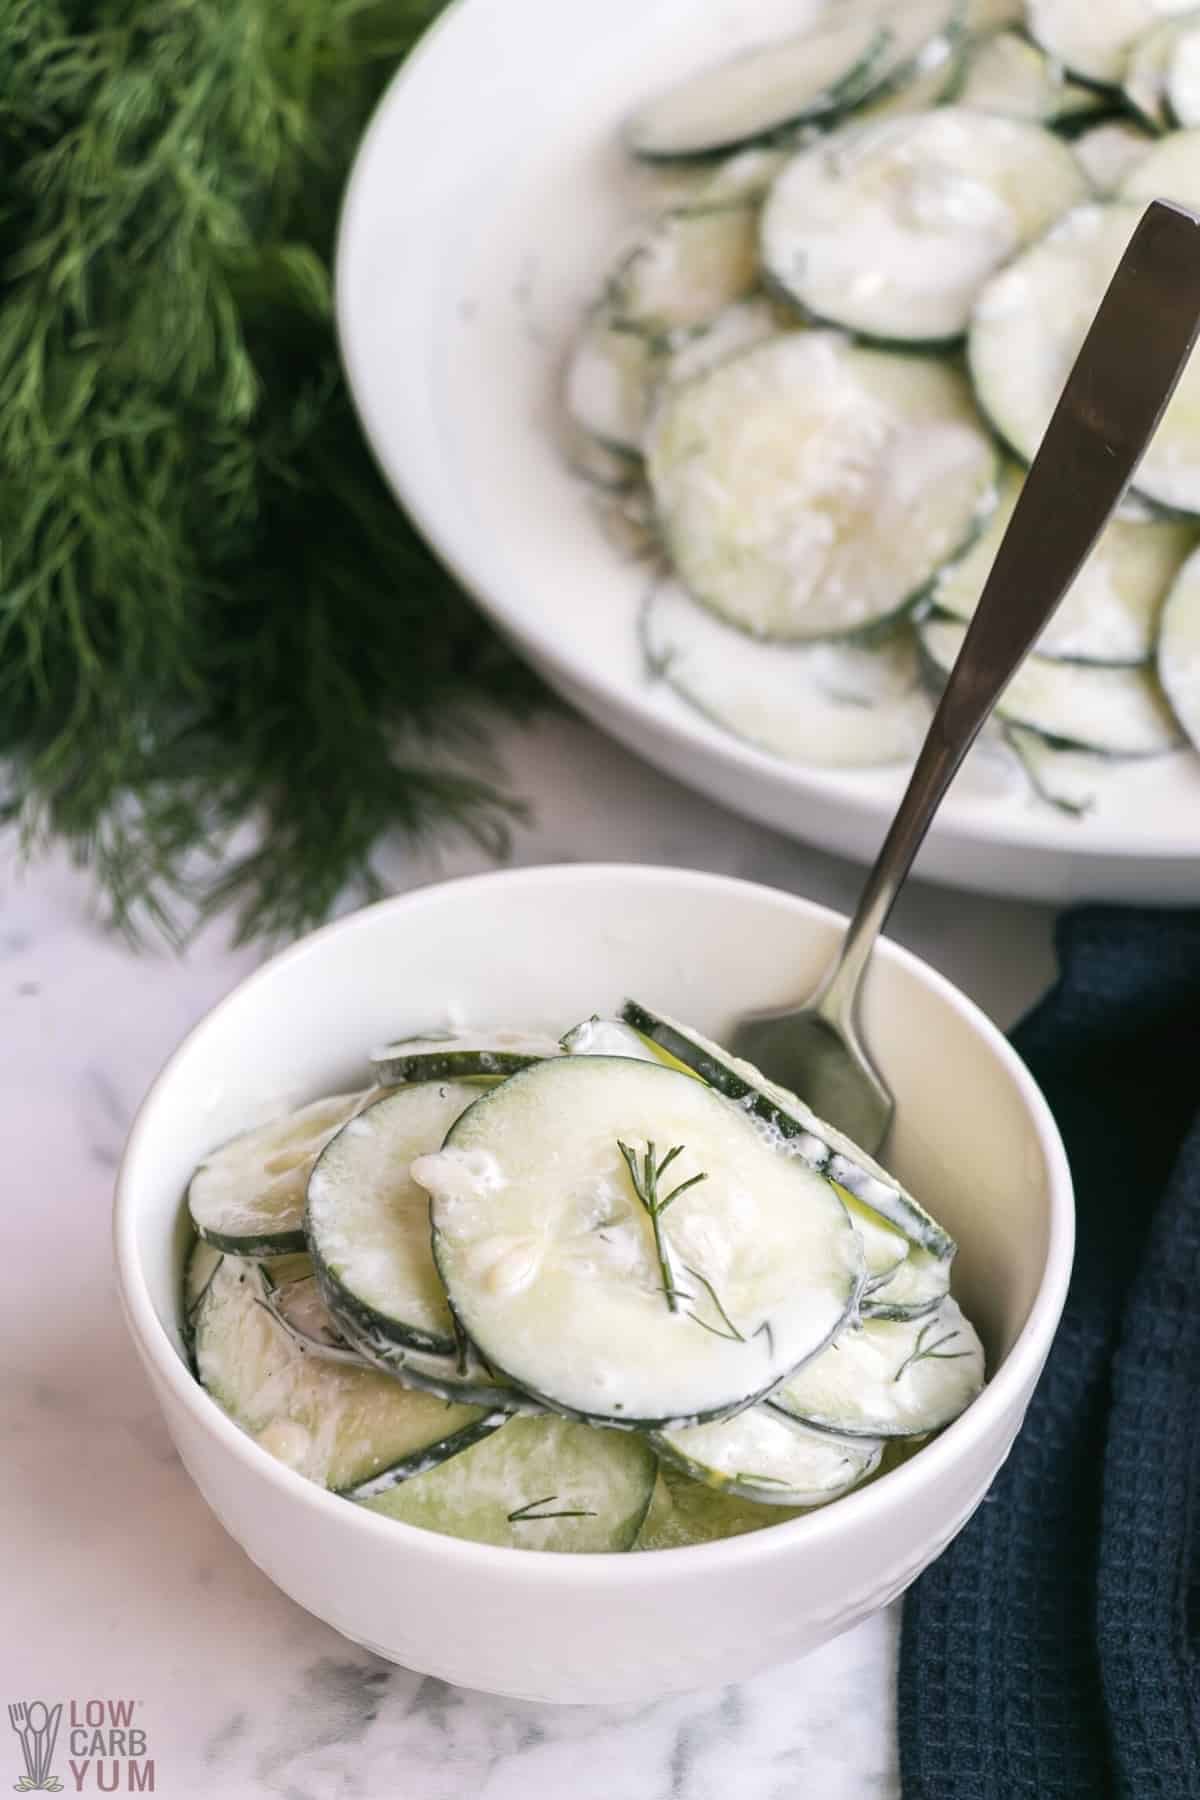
[507,1494,598,1523]
[617,1139,707,1314]
[894,1318,972,1383]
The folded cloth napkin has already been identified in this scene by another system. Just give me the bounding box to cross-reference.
[899,907,1200,1800]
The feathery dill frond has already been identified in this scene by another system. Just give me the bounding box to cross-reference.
[0,0,541,942]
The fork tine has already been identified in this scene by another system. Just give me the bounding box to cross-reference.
[9,1701,26,1727]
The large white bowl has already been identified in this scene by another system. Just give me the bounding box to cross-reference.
[335,0,1200,906]
[114,865,1072,1703]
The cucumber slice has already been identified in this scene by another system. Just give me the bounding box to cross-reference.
[588,484,660,563]
[969,201,1200,517]
[306,1080,483,1358]
[1119,123,1200,203]
[561,1016,710,1080]
[761,110,1088,346]
[919,614,1184,752]
[261,1266,373,1369]
[860,1244,953,1319]
[642,580,933,769]
[608,205,759,337]
[646,333,997,641]
[332,1305,545,1413]
[623,13,890,160]
[1072,121,1154,192]
[1027,0,1196,87]
[685,145,792,205]
[368,1030,559,1084]
[636,148,799,223]
[634,1463,806,1548]
[185,1239,224,1317]
[1122,14,1200,127]
[1156,543,1200,748]
[564,310,659,456]
[183,1239,224,1372]
[956,28,1109,125]
[652,1406,883,1505]
[188,1091,368,1256]
[421,1057,864,1428]
[621,1003,956,1261]
[362,1414,657,1552]
[966,0,1024,29]
[931,461,1194,663]
[660,297,793,389]
[769,1297,984,1438]
[840,1189,911,1288]
[562,419,642,492]
[193,1255,502,1495]
[852,28,966,123]
[1005,723,1106,815]
[1168,23,1200,121]
[560,1017,667,1064]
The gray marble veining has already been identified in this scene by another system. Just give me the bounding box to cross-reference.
[0,710,1056,1798]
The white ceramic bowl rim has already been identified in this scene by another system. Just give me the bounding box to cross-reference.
[114,864,1074,1582]
[334,0,1200,867]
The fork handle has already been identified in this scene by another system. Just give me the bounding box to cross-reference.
[815,200,1200,1026]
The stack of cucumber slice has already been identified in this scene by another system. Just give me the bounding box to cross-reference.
[185,1010,983,1553]
[565,0,1200,812]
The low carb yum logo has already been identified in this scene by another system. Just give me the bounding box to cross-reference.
[8,1702,61,1793]
[8,1702,154,1794]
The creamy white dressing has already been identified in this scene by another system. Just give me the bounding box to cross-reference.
[1168,30,1200,121]
[655,1406,882,1505]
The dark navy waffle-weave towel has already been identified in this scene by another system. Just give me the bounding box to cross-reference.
[899,907,1200,1800]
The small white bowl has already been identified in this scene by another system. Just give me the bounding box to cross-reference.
[114,864,1072,1704]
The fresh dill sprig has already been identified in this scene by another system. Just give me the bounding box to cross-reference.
[617,1139,707,1314]
[616,1138,749,1343]
[893,1318,972,1384]
[679,1265,745,1343]
[507,1494,598,1523]
[0,0,541,945]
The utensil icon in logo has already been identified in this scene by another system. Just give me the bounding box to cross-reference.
[7,1701,62,1792]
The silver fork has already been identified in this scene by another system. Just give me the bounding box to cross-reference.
[732,199,1200,1152]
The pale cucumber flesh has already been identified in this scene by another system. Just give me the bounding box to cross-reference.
[424,1057,864,1427]
[652,1406,883,1505]
[363,1414,657,1553]
[770,1296,984,1438]
[188,1091,367,1256]
[646,333,996,641]
[306,1080,484,1356]
[191,1250,500,1496]
[761,109,1088,344]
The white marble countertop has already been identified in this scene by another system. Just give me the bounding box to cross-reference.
[1,711,1057,1799]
